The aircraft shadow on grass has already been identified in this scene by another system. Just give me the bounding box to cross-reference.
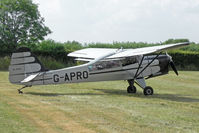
[94,89,199,103]
[26,88,199,103]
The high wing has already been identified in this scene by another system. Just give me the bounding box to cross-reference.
[68,48,117,59]
[68,42,189,60]
[110,42,189,58]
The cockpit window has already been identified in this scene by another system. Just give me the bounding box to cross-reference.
[88,60,121,72]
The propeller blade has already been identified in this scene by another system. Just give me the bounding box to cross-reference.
[170,61,178,76]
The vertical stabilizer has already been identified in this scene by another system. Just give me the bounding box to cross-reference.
[9,47,47,84]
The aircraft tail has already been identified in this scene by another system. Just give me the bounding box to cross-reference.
[9,47,47,84]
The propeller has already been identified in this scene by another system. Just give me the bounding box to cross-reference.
[166,52,178,76]
[170,60,178,75]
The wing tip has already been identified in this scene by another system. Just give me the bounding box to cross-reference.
[178,42,190,45]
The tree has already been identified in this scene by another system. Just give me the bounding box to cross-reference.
[0,0,51,52]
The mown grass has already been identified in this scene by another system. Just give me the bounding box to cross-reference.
[0,71,199,133]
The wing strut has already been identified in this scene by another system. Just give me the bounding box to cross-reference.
[134,56,145,78]
[134,53,161,79]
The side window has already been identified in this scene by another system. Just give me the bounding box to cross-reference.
[122,57,137,66]
[88,60,121,72]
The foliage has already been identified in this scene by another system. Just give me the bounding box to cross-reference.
[37,56,75,70]
[169,51,199,71]
[63,40,83,53]
[180,43,199,52]
[163,38,190,44]
[86,41,157,49]
[0,55,75,70]
[33,40,74,64]
[0,0,51,53]
[0,56,10,70]
[33,40,66,58]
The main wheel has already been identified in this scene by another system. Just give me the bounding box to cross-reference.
[143,86,153,96]
[127,86,137,93]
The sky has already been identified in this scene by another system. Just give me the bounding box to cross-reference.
[33,0,199,43]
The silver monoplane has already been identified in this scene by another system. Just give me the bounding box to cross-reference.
[9,42,189,95]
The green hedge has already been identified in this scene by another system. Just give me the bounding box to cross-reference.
[2,39,198,56]
[0,56,10,71]
[0,39,199,71]
[1,51,198,71]
[0,56,75,71]
[169,51,199,70]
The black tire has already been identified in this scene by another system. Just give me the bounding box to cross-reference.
[127,86,137,93]
[143,86,153,96]
[18,90,23,94]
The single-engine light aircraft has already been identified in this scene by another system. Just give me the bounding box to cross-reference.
[9,42,189,95]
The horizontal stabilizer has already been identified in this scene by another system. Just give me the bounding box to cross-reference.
[75,58,93,62]
[21,73,40,83]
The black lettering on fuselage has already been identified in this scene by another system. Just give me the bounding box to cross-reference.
[83,71,88,79]
[65,73,70,81]
[70,72,76,80]
[76,71,82,80]
[53,71,89,82]
[53,74,59,82]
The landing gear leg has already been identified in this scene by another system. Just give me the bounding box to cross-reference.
[132,54,160,96]
[17,85,30,94]
[127,80,137,93]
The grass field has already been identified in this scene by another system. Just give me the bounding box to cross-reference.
[0,71,199,133]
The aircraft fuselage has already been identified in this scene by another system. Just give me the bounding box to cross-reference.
[22,55,170,86]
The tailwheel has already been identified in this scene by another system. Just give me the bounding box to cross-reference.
[143,86,153,96]
[18,89,23,94]
[127,86,137,93]
[17,85,30,94]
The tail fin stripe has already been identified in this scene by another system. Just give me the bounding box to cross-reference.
[12,52,31,58]
[9,71,41,76]
[25,63,41,73]
[11,57,35,65]
[9,63,41,74]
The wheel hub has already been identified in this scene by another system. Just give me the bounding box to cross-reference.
[146,89,152,94]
